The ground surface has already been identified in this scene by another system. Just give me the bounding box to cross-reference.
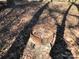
[0,1,79,59]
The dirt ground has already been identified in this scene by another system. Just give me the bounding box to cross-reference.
[0,1,79,59]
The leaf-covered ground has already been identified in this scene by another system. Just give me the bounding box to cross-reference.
[0,1,79,59]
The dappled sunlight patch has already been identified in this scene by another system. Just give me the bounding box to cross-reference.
[66,15,79,27]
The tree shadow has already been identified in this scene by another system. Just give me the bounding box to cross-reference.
[1,2,49,59]
[50,3,74,59]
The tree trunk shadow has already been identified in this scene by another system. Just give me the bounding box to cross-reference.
[50,3,74,59]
